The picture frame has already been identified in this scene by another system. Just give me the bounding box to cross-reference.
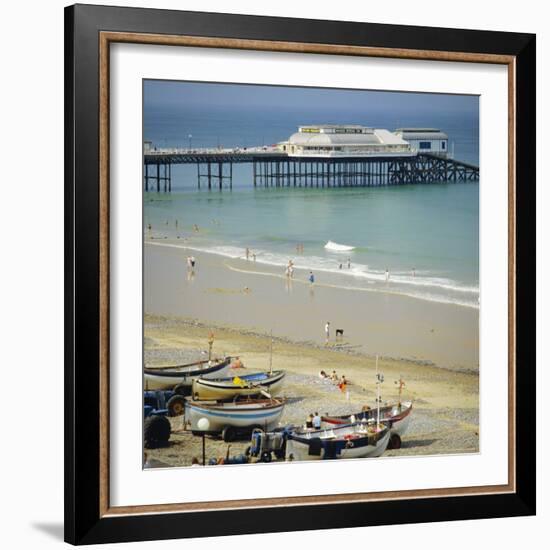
[64,3,536,545]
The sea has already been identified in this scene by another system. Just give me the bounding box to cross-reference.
[144,101,479,310]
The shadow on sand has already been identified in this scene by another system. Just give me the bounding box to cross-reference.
[401,438,437,449]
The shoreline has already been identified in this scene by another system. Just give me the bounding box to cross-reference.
[146,239,479,310]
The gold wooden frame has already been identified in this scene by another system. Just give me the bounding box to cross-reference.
[98,32,516,518]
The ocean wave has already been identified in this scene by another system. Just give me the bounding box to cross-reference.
[324,240,356,252]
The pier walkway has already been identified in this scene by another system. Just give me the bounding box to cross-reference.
[143,146,479,191]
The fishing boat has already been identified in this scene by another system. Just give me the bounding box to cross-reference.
[186,397,285,441]
[286,422,391,461]
[144,357,231,390]
[191,370,285,401]
[322,401,413,438]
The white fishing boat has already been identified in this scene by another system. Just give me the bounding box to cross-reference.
[192,370,285,401]
[322,401,413,438]
[286,422,390,461]
[144,357,231,390]
[186,397,285,441]
[321,362,412,449]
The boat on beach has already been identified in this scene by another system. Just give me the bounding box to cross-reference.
[186,397,285,441]
[191,370,285,400]
[144,357,231,390]
[286,422,391,461]
[322,401,413,438]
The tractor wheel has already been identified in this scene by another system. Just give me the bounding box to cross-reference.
[173,383,190,396]
[144,415,171,449]
[260,451,272,463]
[388,434,402,450]
[222,426,236,442]
[167,395,186,417]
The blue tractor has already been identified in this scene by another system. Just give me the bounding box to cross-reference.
[143,390,186,449]
[144,389,186,417]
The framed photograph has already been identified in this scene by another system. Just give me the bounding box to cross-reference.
[65,4,536,545]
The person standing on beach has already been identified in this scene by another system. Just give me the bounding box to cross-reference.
[385,268,390,282]
[412,267,416,278]
[347,258,351,269]
[325,321,330,345]
[252,253,256,262]
[245,247,250,260]
[287,260,294,278]
[309,271,315,285]
[312,412,321,430]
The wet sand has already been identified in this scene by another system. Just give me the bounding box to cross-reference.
[145,241,479,371]
[144,315,479,468]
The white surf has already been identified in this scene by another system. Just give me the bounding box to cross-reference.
[324,240,355,252]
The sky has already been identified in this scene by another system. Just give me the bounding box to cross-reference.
[144,79,478,117]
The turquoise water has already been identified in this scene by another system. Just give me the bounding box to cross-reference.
[144,183,479,308]
[144,84,479,308]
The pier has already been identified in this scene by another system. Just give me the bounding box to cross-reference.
[143,148,479,191]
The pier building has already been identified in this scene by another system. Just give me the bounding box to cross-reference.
[394,128,449,157]
[279,125,415,158]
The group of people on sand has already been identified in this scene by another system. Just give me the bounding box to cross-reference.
[285,260,315,286]
[305,412,322,430]
[319,369,348,392]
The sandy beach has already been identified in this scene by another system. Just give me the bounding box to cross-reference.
[145,241,479,371]
[144,314,479,468]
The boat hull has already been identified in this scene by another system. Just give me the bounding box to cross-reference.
[286,426,390,461]
[192,371,285,400]
[144,358,230,390]
[186,399,285,433]
[322,401,413,437]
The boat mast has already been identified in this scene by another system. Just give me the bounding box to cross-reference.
[395,375,405,408]
[269,330,273,375]
[208,331,214,362]
[375,354,384,429]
